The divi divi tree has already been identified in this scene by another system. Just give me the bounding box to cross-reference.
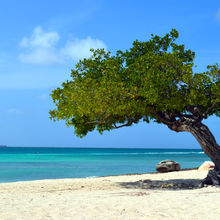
[50,29,220,185]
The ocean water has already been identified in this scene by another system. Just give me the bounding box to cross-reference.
[0,147,209,183]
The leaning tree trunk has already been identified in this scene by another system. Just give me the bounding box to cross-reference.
[188,122,220,170]
[167,118,220,186]
[187,122,220,186]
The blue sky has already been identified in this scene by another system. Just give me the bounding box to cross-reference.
[0,0,219,148]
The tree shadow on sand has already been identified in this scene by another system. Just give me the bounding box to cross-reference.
[118,178,203,190]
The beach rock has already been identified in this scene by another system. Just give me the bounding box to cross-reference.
[156,160,181,173]
[198,161,215,171]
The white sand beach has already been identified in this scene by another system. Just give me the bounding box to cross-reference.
[0,170,220,220]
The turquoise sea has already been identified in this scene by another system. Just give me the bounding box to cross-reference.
[0,147,208,183]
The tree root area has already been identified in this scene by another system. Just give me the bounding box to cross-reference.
[119,170,220,190]
[199,170,220,187]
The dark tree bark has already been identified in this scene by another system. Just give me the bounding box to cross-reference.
[186,123,220,170]
[171,120,220,170]
[157,112,220,186]
[185,122,220,187]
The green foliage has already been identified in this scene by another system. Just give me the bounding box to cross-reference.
[50,29,220,137]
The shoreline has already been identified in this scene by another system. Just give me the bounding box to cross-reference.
[0,167,200,184]
[98,167,199,177]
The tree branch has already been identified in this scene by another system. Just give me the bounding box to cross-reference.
[186,105,203,119]
[86,115,142,129]
[113,122,132,129]
[156,110,203,132]
[156,111,175,126]
[204,103,216,119]
[85,120,105,125]
[85,113,112,125]
[113,115,142,129]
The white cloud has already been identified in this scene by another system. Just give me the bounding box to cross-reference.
[62,37,107,61]
[19,27,61,65]
[19,47,62,65]
[19,26,107,65]
[20,26,59,48]
[216,9,220,22]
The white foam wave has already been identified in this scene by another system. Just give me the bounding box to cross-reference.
[86,152,204,156]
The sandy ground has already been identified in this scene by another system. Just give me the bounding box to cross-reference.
[0,170,220,220]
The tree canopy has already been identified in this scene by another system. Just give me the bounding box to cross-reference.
[50,29,220,137]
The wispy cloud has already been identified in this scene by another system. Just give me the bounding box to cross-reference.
[8,108,23,115]
[19,26,62,65]
[20,27,59,49]
[216,9,220,22]
[36,94,49,101]
[62,37,106,61]
[19,26,107,65]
